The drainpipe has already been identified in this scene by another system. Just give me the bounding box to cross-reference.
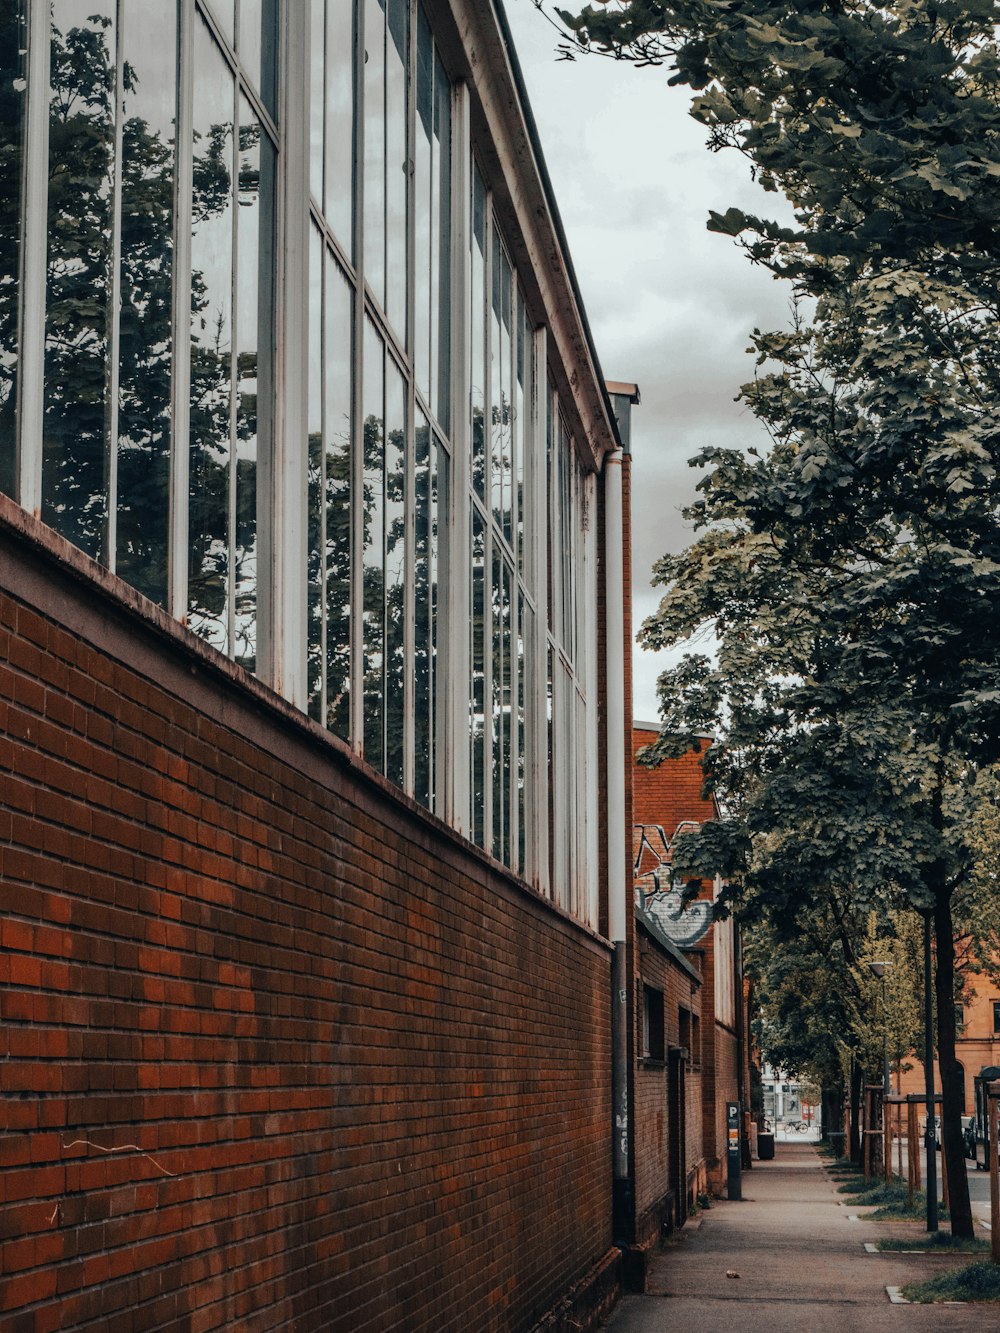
[605,446,630,1240]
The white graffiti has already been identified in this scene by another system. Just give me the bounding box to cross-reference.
[633,821,714,948]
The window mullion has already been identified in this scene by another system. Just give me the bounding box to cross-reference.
[17,0,51,515]
[529,331,549,894]
[169,0,194,621]
[350,0,368,753]
[403,0,417,797]
[103,2,126,573]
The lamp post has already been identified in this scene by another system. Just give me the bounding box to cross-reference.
[867,960,894,1096]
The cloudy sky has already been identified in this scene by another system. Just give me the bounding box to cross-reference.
[504,0,792,719]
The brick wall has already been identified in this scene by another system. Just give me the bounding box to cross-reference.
[0,508,614,1332]
[632,934,702,1235]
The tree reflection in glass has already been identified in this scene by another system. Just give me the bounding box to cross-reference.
[0,0,27,497]
[188,19,235,652]
[42,3,117,559]
[362,318,385,769]
[471,505,486,847]
[384,356,406,788]
[116,2,177,606]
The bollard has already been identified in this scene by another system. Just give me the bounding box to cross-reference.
[907,1097,920,1202]
[991,1084,1000,1258]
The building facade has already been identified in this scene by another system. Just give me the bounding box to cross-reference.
[631,729,746,1197]
[0,3,627,1328]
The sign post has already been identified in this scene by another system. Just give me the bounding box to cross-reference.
[727,1101,742,1201]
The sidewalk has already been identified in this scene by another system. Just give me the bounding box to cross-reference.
[601,1141,985,1331]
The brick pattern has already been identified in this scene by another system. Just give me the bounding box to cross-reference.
[0,522,613,1333]
[631,728,740,1192]
[632,941,701,1226]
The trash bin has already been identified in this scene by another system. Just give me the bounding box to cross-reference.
[758,1132,775,1160]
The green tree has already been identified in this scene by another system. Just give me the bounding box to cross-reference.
[550,0,1000,1236]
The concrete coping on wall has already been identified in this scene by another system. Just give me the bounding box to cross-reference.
[635,906,702,983]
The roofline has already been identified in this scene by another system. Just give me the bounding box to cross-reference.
[634,722,716,742]
[635,906,703,983]
[493,0,623,456]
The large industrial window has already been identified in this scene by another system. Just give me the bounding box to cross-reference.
[4,0,604,929]
[6,0,277,660]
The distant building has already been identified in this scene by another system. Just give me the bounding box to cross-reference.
[631,729,748,1198]
[896,967,1000,1113]
[0,2,634,1328]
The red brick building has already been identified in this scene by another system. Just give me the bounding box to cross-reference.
[0,2,632,1328]
[631,729,746,1198]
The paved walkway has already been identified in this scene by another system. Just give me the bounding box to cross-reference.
[602,1141,986,1332]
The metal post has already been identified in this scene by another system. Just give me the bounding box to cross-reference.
[726,1101,742,1201]
[923,911,938,1232]
[907,1097,919,1203]
[881,973,890,1097]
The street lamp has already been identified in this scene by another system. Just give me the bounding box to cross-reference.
[867,960,894,1096]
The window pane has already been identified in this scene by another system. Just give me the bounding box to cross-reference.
[324,0,354,252]
[207,0,235,45]
[0,0,27,496]
[471,504,486,847]
[115,1,177,606]
[325,255,352,739]
[43,2,118,559]
[470,166,486,502]
[238,0,277,114]
[490,228,502,531]
[431,47,451,434]
[515,289,527,575]
[363,0,385,308]
[517,596,529,876]
[384,353,406,788]
[233,94,265,670]
[189,18,235,652]
[414,411,432,806]
[500,247,513,547]
[414,8,432,404]
[309,0,324,202]
[307,227,324,720]
[492,551,512,865]
[384,0,408,339]
[362,318,385,768]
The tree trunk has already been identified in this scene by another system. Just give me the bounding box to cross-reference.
[821,1082,843,1148]
[934,892,974,1239]
[848,1057,863,1164]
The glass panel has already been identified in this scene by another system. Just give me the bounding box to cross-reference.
[324,0,354,252]
[500,247,513,547]
[233,92,263,670]
[471,505,486,848]
[325,254,353,739]
[385,0,408,340]
[362,317,385,769]
[515,290,527,575]
[307,226,324,720]
[517,596,528,876]
[546,643,554,897]
[43,2,118,560]
[237,0,277,111]
[431,46,451,434]
[384,353,406,789]
[189,18,235,651]
[414,8,432,405]
[363,0,385,308]
[492,552,511,866]
[470,166,486,502]
[115,1,177,606]
[309,0,324,202]
[0,0,27,496]
[207,0,236,46]
[490,227,502,531]
[414,411,432,807]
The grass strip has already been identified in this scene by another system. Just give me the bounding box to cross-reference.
[902,1261,1000,1303]
[876,1233,989,1253]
